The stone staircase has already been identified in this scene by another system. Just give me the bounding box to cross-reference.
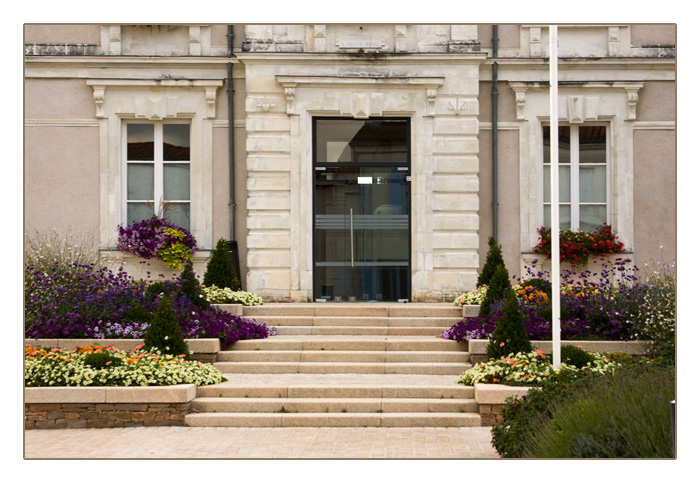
[185,303,480,427]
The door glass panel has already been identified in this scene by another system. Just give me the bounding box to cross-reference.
[315,119,408,164]
[314,166,409,301]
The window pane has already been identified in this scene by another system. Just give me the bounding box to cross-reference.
[127,163,154,200]
[127,202,154,225]
[543,204,571,230]
[543,126,571,164]
[163,124,190,161]
[163,163,190,200]
[580,205,606,231]
[578,126,606,164]
[580,165,606,203]
[316,119,408,164]
[127,124,154,160]
[164,203,190,230]
[543,165,571,203]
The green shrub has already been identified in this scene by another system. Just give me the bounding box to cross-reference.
[476,236,505,289]
[486,289,532,359]
[178,262,209,309]
[560,344,596,369]
[203,238,241,291]
[83,350,123,369]
[491,369,590,458]
[522,365,675,458]
[143,296,190,359]
[479,264,511,317]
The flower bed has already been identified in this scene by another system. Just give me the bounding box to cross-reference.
[443,257,675,362]
[24,344,227,387]
[24,261,276,349]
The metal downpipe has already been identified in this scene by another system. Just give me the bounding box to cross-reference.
[491,25,499,242]
[227,25,241,287]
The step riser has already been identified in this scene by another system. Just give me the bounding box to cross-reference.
[249,317,461,328]
[213,362,468,375]
[243,304,462,319]
[196,386,474,399]
[274,327,447,336]
[191,398,478,414]
[218,351,470,363]
[228,340,466,352]
[185,413,482,428]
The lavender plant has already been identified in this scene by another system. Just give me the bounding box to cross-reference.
[24,261,275,348]
[442,257,674,346]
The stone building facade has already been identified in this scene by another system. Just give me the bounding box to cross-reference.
[24,24,676,302]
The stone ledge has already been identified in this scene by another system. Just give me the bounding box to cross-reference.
[474,383,537,427]
[211,304,243,315]
[24,338,221,354]
[25,384,197,404]
[468,339,646,362]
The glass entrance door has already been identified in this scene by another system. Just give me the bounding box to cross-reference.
[313,118,410,302]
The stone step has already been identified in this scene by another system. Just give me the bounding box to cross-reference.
[229,336,467,352]
[213,361,470,375]
[191,397,478,414]
[273,326,446,336]
[251,316,460,327]
[185,412,482,428]
[196,384,474,399]
[242,303,462,318]
[217,350,470,363]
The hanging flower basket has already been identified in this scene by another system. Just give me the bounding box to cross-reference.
[532,224,624,266]
[117,216,197,270]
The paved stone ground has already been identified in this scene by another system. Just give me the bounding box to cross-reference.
[24,426,499,459]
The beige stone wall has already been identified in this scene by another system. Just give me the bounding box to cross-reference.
[24,78,100,240]
[24,24,100,44]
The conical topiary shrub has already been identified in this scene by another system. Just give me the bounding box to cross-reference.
[203,238,240,291]
[479,264,511,317]
[143,295,190,359]
[178,262,209,309]
[487,288,532,360]
[477,236,505,289]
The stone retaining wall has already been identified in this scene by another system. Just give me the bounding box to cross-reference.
[474,383,533,427]
[25,385,196,429]
[468,339,647,363]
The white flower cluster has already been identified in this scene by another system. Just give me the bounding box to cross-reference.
[458,350,621,386]
[24,347,227,387]
[202,285,264,306]
[453,285,488,306]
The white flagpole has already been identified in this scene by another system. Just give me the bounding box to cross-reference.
[549,25,561,369]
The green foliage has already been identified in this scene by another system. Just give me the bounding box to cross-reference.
[522,365,675,458]
[486,289,532,359]
[479,264,511,317]
[477,236,505,288]
[491,369,589,458]
[83,351,123,369]
[143,296,190,359]
[203,238,241,291]
[179,262,209,309]
[560,344,596,369]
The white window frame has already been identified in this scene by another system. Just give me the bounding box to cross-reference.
[542,123,610,230]
[122,120,192,230]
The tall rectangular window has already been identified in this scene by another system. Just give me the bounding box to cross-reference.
[543,125,608,231]
[125,122,191,229]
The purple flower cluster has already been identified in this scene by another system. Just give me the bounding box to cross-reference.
[25,262,275,348]
[117,215,196,260]
[442,257,652,344]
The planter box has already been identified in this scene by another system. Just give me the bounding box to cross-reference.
[24,338,221,363]
[474,383,536,426]
[462,305,479,318]
[24,384,196,429]
[99,249,211,281]
[468,339,646,363]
